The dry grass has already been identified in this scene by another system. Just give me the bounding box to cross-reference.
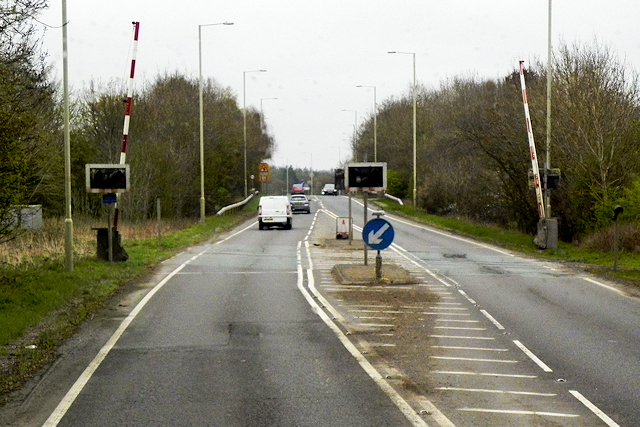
[0,216,197,268]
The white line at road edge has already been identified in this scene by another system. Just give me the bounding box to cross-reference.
[42,247,212,427]
[569,390,621,427]
[295,242,431,427]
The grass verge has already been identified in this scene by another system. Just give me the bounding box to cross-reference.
[0,201,257,405]
[374,199,640,290]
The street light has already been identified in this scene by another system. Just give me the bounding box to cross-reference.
[199,21,233,222]
[303,151,313,195]
[244,69,267,197]
[342,109,358,160]
[388,51,417,207]
[260,97,278,130]
[356,85,377,161]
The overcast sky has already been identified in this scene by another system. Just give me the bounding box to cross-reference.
[38,1,640,171]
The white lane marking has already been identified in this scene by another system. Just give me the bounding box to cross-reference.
[429,335,495,341]
[457,290,476,304]
[582,277,626,297]
[512,340,553,372]
[570,390,621,427]
[479,309,505,330]
[438,387,556,397]
[458,408,579,418]
[43,247,210,427]
[432,370,537,379]
[295,247,432,427]
[430,356,518,364]
[431,346,508,352]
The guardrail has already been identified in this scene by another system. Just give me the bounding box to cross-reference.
[216,191,259,216]
[384,193,404,205]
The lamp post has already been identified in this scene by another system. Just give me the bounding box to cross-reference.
[244,69,267,197]
[303,151,313,195]
[342,109,358,160]
[199,21,233,222]
[260,97,278,130]
[62,0,73,271]
[356,85,377,161]
[388,51,417,207]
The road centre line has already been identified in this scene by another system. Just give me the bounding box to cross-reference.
[512,340,553,372]
[569,390,621,427]
[479,309,505,330]
[437,387,556,397]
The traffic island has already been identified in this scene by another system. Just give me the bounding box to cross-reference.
[331,263,419,285]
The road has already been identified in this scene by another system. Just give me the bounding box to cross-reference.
[23,204,416,427]
[3,194,639,426]
[319,194,639,426]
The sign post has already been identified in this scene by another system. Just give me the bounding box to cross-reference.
[362,213,394,280]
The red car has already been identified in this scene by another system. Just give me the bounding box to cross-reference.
[291,183,305,194]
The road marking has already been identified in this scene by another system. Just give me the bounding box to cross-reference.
[431,346,508,352]
[457,408,579,418]
[513,340,553,372]
[432,370,537,379]
[430,356,518,363]
[479,309,505,330]
[434,327,487,331]
[42,247,210,427]
[438,387,556,397]
[297,244,433,427]
[429,335,495,340]
[570,390,621,427]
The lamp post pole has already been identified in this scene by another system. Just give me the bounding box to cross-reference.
[199,21,233,222]
[62,0,73,272]
[389,51,417,207]
[243,69,267,197]
[356,85,377,161]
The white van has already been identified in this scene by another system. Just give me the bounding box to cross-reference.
[258,196,292,230]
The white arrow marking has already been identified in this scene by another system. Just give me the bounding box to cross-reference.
[368,223,390,245]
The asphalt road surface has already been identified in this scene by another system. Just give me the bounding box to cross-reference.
[3,194,639,426]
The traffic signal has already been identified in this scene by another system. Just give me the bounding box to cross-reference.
[335,168,345,190]
[545,168,561,189]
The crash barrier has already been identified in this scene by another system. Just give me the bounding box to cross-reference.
[384,193,404,205]
[216,191,259,216]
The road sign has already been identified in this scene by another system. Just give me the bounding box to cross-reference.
[362,218,394,250]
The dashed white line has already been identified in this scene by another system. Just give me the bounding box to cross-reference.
[479,309,505,330]
[512,340,553,372]
[570,390,621,427]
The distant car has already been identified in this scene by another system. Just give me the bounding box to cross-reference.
[258,196,292,230]
[321,183,338,195]
[290,194,311,214]
[291,183,305,194]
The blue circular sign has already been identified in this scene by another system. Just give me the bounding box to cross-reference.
[362,218,395,250]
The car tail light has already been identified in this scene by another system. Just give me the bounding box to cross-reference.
[258,206,262,216]
[287,205,292,215]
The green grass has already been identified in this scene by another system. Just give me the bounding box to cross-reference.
[0,201,257,403]
[374,199,640,289]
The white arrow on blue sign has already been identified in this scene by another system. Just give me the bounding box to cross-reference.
[362,218,395,250]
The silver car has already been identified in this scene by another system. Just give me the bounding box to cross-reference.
[290,194,311,214]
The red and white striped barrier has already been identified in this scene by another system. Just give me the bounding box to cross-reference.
[114,21,140,228]
[519,61,546,219]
